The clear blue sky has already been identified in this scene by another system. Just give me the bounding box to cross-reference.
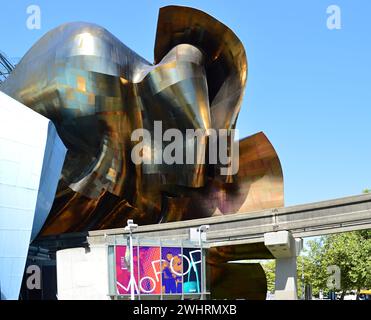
[1,0,370,206]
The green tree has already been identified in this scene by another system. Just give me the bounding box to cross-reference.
[261,230,371,299]
[261,260,275,293]
[303,230,371,299]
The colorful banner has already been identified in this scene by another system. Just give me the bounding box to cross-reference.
[161,247,182,294]
[115,245,139,295]
[139,246,161,294]
[115,245,202,295]
[183,248,201,294]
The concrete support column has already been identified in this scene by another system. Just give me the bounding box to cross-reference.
[264,231,303,300]
[274,256,298,299]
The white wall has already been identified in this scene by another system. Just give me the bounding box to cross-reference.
[56,246,111,300]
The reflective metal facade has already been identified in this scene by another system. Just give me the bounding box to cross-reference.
[0,5,283,299]
[0,6,283,235]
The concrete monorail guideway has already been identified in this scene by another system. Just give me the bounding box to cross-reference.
[89,193,371,247]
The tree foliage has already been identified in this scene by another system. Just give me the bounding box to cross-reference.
[261,260,275,293]
[262,230,371,298]
[304,230,371,297]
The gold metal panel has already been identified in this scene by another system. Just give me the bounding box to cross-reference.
[154,5,248,130]
[0,5,283,240]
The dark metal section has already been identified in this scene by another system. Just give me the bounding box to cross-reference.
[209,263,267,300]
[18,232,88,300]
[31,232,89,255]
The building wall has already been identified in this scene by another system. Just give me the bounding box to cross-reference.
[56,246,111,300]
[0,92,66,300]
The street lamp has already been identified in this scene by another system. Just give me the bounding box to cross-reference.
[124,219,138,301]
[197,225,209,300]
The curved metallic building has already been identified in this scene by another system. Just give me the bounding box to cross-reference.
[0,6,283,299]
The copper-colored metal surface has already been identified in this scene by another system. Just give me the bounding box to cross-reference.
[208,243,274,264]
[155,5,247,131]
[168,131,284,222]
[0,6,283,299]
[1,6,280,234]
